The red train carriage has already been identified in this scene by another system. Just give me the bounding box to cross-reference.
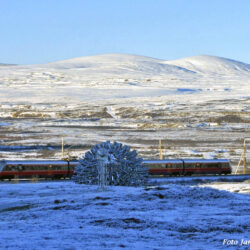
[0,160,78,180]
[0,158,232,180]
[142,159,232,176]
[183,159,231,175]
[143,160,183,176]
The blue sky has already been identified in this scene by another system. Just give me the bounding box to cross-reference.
[1,0,249,64]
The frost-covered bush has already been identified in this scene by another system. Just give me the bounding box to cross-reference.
[72,141,148,186]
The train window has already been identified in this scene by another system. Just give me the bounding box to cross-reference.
[18,165,23,171]
[5,165,11,171]
[24,165,29,170]
[9,165,17,171]
[41,165,46,170]
[165,164,172,168]
[29,166,34,170]
[53,165,59,170]
[209,163,217,168]
[61,164,67,170]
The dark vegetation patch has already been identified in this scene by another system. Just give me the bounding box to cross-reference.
[54,199,67,204]
[52,205,67,210]
[55,108,113,119]
[154,193,165,199]
[209,115,247,123]
[142,185,234,202]
[177,226,199,233]
[95,202,111,206]
[119,244,126,248]
[1,205,32,212]
[43,237,52,240]
[91,218,250,233]
[122,218,143,224]
[91,219,106,224]
[90,218,146,229]
[51,204,81,210]
[93,196,111,201]
[174,222,247,234]
[154,186,167,191]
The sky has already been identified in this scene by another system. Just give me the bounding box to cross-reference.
[0,0,250,65]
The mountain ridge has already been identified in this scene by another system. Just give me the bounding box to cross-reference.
[1,54,249,76]
[164,55,250,74]
[41,53,250,75]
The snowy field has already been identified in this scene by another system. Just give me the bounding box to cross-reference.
[200,180,250,194]
[0,54,249,173]
[0,179,249,250]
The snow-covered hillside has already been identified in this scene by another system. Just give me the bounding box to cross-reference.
[42,53,196,76]
[43,53,250,75]
[165,55,250,74]
[0,53,249,103]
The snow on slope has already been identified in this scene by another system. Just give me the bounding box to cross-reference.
[42,53,196,76]
[0,53,249,104]
[0,53,249,106]
[41,53,250,76]
[164,55,250,75]
[1,53,249,83]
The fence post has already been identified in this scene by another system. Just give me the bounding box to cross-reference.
[159,139,163,160]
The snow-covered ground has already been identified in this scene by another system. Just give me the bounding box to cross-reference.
[0,180,249,250]
[0,54,249,172]
[200,180,250,194]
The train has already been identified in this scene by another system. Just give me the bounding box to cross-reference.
[0,158,232,180]
[0,160,78,180]
[144,159,232,176]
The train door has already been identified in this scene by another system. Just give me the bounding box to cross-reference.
[48,164,53,177]
[218,162,222,174]
[67,161,70,178]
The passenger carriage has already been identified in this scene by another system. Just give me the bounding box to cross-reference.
[0,158,232,180]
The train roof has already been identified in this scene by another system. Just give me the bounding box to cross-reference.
[143,159,183,164]
[142,159,230,164]
[0,160,79,165]
[183,159,230,163]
